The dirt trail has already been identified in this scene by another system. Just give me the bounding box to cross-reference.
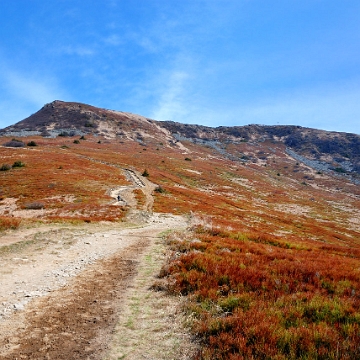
[0,168,195,359]
[109,169,157,213]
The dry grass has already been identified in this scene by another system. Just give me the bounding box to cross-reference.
[0,216,21,231]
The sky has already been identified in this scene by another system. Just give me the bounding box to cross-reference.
[0,0,360,134]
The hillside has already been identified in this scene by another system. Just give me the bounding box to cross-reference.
[1,101,360,359]
[2,100,360,180]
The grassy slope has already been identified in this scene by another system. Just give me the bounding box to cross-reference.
[1,134,360,359]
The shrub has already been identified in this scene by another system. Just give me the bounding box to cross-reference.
[73,139,80,144]
[41,130,51,137]
[12,161,25,168]
[27,141,37,146]
[0,164,11,171]
[142,169,149,177]
[154,185,165,193]
[80,135,86,140]
[3,140,25,147]
[185,157,192,161]
[24,202,45,210]
[58,131,69,137]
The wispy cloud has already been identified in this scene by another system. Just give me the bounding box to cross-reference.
[150,70,191,121]
[103,34,124,46]
[58,45,95,56]
[0,65,68,127]
[3,71,66,107]
[181,83,360,134]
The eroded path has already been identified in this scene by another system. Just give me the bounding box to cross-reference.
[0,166,195,359]
[0,214,191,359]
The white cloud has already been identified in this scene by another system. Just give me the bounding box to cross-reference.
[0,67,68,128]
[103,34,123,46]
[58,45,95,56]
[3,71,65,107]
[181,84,360,134]
[150,70,191,121]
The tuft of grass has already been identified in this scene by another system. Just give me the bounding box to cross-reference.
[0,216,21,232]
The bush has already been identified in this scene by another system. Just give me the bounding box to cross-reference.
[27,141,37,146]
[0,164,11,171]
[80,135,86,140]
[154,186,165,193]
[24,202,45,210]
[142,169,149,177]
[73,139,80,144]
[185,157,192,161]
[12,161,25,168]
[58,131,69,137]
[3,140,25,147]
[41,130,51,137]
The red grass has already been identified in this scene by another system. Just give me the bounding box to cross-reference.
[0,216,21,231]
[162,226,360,359]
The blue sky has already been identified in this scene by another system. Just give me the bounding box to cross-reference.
[1,0,360,134]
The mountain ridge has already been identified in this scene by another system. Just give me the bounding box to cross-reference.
[1,100,359,178]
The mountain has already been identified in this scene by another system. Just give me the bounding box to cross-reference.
[1,100,360,180]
